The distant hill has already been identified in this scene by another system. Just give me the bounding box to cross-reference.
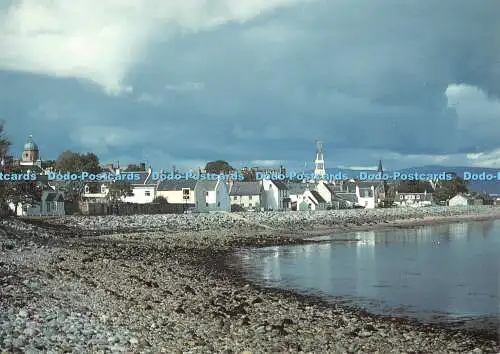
[325,165,500,194]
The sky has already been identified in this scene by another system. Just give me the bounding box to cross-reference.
[1,0,500,172]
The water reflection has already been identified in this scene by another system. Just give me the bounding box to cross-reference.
[237,220,500,326]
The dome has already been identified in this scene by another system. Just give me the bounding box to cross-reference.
[24,136,39,151]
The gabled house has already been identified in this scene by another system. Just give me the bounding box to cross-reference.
[82,180,109,201]
[229,181,263,211]
[156,180,196,207]
[448,193,481,207]
[121,168,156,204]
[286,182,309,210]
[356,182,376,209]
[9,190,65,217]
[299,190,327,210]
[315,180,336,207]
[195,179,230,212]
[334,193,358,208]
[261,180,289,211]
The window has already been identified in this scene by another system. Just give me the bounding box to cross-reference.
[205,202,208,207]
[84,185,89,194]
[234,196,238,200]
[145,191,151,196]
[182,188,190,196]
[217,202,220,207]
[249,195,252,200]
[416,195,420,199]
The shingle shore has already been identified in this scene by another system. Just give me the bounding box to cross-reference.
[1,206,499,353]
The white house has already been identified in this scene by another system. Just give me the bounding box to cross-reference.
[195,179,230,212]
[286,182,310,210]
[229,181,263,210]
[299,190,327,210]
[261,180,289,211]
[356,182,377,209]
[394,192,433,207]
[121,168,156,204]
[448,194,473,206]
[82,182,109,201]
[156,179,197,205]
[9,190,65,217]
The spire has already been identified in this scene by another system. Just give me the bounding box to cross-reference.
[377,159,383,173]
[314,140,325,178]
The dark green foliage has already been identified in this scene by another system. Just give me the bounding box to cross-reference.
[107,181,133,202]
[205,160,234,174]
[55,151,101,173]
[433,177,468,202]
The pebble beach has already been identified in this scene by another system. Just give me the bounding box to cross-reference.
[1,206,500,353]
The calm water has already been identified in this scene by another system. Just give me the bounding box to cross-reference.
[236,220,500,330]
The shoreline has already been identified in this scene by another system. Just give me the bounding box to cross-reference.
[1,209,500,352]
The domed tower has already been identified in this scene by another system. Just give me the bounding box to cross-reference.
[20,135,40,166]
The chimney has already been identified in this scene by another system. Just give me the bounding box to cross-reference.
[140,162,146,171]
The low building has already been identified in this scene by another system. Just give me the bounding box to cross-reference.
[156,179,197,206]
[261,180,289,211]
[448,194,482,206]
[9,190,65,217]
[286,182,310,210]
[394,192,434,207]
[356,182,377,209]
[299,190,327,210]
[229,181,263,210]
[120,168,156,204]
[195,179,230,212]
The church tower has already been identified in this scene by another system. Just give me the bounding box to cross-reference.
[314,141,326,178]
[20,135,41,167]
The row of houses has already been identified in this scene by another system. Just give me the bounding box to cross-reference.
[6,166,493,217]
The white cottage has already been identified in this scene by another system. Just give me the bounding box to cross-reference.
[195,179,230,212]
[120,169,156,204]
[229,181,263,210]
[448,194,472,206]
[9,190,65,217]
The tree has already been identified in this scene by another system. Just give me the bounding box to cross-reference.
[55,151,101,173]
[0,122,12,215]
[125,164,145,171]
[205,160,234,174]
[51,180,85,202]
[397,180,434,193]
[107,181,133,202]
[41,159,56,169]
[241,168,257,181]
[433,177,468,202]
[0,121,10,159]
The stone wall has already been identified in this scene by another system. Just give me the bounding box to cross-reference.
[78,202,194,216]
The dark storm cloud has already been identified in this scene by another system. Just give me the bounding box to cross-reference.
[1,0,499,169]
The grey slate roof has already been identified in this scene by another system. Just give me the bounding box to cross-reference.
[45,192,64,202]
[286,182,309,195]
[195,180,218,191]
[157,179,197,191]
[310,190,326,203]
[335,193,358,203]
[229,182,261,196]
[356,181,377,188]
[272,180,288,190]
